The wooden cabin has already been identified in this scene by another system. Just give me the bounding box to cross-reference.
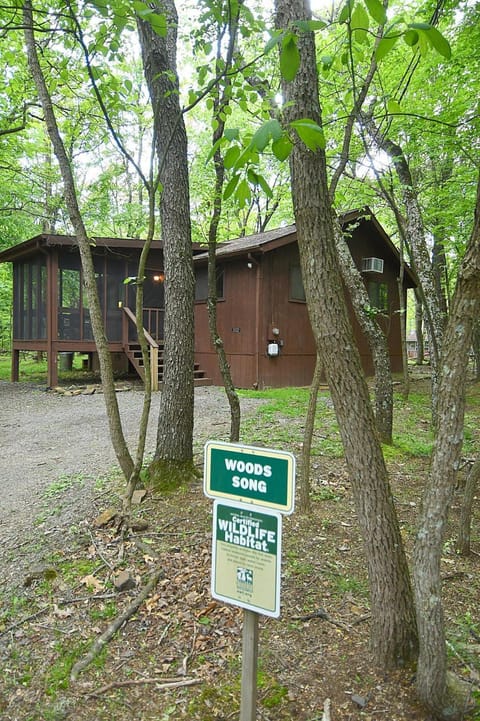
[0,208,415,389]
[193,209,416,388]
[0,234,202,388]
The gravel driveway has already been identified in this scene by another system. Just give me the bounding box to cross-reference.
[0,381,262,590]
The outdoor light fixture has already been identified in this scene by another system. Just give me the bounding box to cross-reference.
[153,271,165,282]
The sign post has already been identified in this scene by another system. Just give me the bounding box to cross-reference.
[204,441,295,721]
[240,609,259,721]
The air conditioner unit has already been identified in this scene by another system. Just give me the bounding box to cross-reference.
[361,257,384,273]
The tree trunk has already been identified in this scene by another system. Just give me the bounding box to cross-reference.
[472,320,480,380]
[413,173,480,718]
[206,1,241,443]
[137,0,195,478]
[24,0,134,482]
[456,457,480,557]
[275,0,417,667]
[334,220,393,443]
[364,120,446,423]
[414,289,425,365]
[300,354,323,514]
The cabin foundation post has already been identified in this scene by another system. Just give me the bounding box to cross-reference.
[11,349,19,382]
[47,351,58,388]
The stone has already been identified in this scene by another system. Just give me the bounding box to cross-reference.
[132,489,147,505]
[23,564,57,587]
[114,570,136,592]
[93,508,118,527]
[130,519,149,532]
[351,694,367,708]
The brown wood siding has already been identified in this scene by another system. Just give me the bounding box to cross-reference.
[347,224,405,373]
[194,257,260,387]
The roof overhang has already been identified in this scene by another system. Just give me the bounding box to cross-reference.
[0,234,166,263]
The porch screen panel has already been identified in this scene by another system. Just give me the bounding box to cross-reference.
[58,255,81,340]
[106,258,125,341]
[14,257,47,340]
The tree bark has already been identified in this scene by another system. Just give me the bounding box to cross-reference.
[275,0,417,667]
[334,220,393,443]
[456,457,480,557]
[413,173,480,718]
[206,0,241,443]
[363,122,445,422]
[137,0,195,473]
[300,354,323,514]
[23,0,134,482]
[414,289,425,365]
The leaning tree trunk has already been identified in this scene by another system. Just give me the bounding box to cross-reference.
[300,354,323,514]
[24,0,134,482]
[137,0,195,479]
[414,289,425,365]
[472,319,480,380]
[456,457,480,557]
[413,173,480,719]
[334,220,393,444]
[206,1,241,443]
[275,0,417,667]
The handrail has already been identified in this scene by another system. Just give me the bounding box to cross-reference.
[122,305,159,348]
[122,305,160,391]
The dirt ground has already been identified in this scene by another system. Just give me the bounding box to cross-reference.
[0,378,479,721]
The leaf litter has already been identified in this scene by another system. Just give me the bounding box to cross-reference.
[0,378,479,721]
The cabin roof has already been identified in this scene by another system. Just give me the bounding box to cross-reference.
[193,207,416,286]
[196,224,298,260]
[0,233,166,263]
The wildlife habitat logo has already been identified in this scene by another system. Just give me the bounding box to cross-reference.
[236,566,254,594]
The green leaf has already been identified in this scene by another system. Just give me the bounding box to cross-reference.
[133,1,151,18]
[409,22,431,31]
[264,31,283,55]
[223,174,240,201]
[403,29,419,47]
[375,34,400,61]
[423,26,452,59]
[272,136,293,161]
[351,3,369,33]
[257,174,273,199]
[251,119,283,152]
[280,34,300,82]
[247,168,259,185]
[149,13,167,37]
[290,119,325,151]
[224,128,240,142]
[338,0,353,24]
[294,19,327,32]
[387,98,402,114]
[320,54,334,71]
[223,146,241,169]
[236,178,251,208]
[364,0,387,25]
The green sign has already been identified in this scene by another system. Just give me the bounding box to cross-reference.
[211,500,282,618]
[204,441,295,514]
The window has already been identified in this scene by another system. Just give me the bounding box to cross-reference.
[367,280,388,311]
[195,266,224,302]
[289,265,306,302]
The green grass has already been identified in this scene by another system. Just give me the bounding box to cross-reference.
[0,351,95,384]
